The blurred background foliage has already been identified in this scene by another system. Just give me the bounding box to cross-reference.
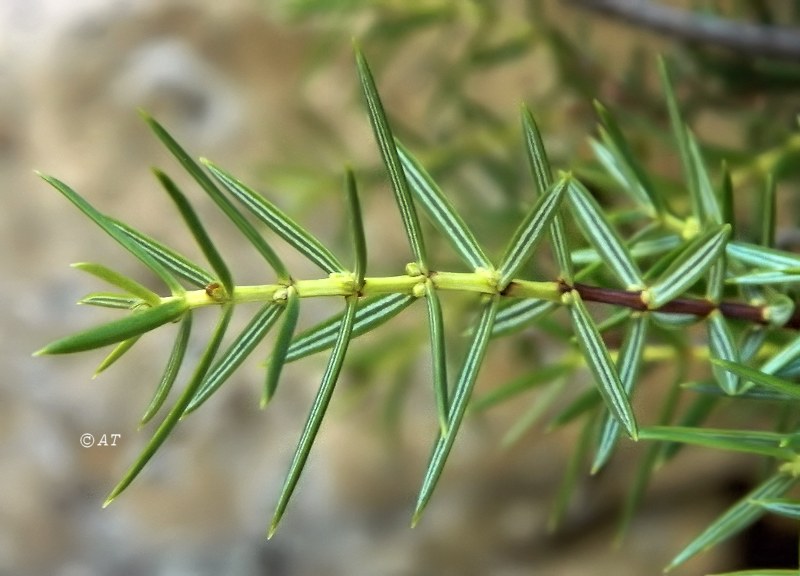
[8,1,800,574]
[260,0,800,261]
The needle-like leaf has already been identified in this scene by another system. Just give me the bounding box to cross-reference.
[185,303,284,415]
[521,105,573,281]
[706,258,726,307]
[707,311,741,395]
[567,290,638,439]
[740,327,768,363]
[727,241,800,270]
[645,224,731,309]
[759,333,800,376]
[72,262,160,307]
[660,58,721,226]
[155,169,233,295]
[140,112,289,282]
[412,296,499,525]
[203,159,346,275]
[658,57,694,212]
[711,358,800,401]
[424,282,449,434]
[588,137,650,209]
[498,178,569,289]
[549,414,595,532]
[38,173,183,294]
[727,270,800,285]
[491,299,556,338]
[355,46,428,272]
[104,304,234,507]
[344,167,367,287]
[78,293,141,310]
[395,139,491,271]
[592,313,649,473]
[262,288,300,407]
[681,381,796,402]
[567,180,645,290]
[520,105,553,203]
[141,311,193,425]
[686,130,722,225]
[269,296,358,537]
[571,235,681,266]
[92,336,141,377]
[665,473,797,572]
[637,426,794,460]
[35,299,188,355]
[284,293,415,363]
[593,101,661,214]
[750,498,800,520]
[109,218,215,289]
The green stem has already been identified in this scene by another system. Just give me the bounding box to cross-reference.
[175,268,796,329]
[180,272,561,308]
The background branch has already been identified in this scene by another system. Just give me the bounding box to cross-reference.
[567,0,800,61]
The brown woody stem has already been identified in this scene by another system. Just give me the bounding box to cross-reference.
[558,280,800,329]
